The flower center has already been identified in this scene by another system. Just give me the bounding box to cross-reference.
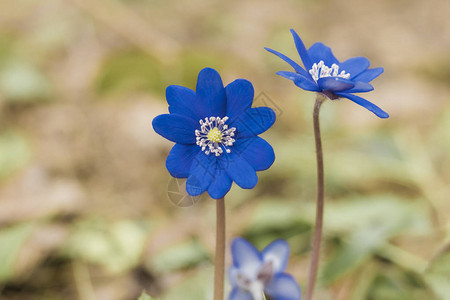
[309,60,350,82]
[207,127,223,143]
[235,262,274,300]
[195,116,236,156]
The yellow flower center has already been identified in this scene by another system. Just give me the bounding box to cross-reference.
[207,127,223,143]
[195,116,236,156]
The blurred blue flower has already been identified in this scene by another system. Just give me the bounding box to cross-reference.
[265,29,388,118]
[152,68,276,199]
[229,237,301,300]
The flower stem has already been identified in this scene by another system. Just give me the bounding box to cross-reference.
[214,197,226,300]
[306,94,326,300]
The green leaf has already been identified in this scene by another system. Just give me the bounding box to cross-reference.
[321,197,430,285]
[149,239,209,273]
[0,222,35,281]
[95,50,165,97]
[0,131,31,180]
[0,59,51,102]
[424,246,450,299]
[138,291,158,300]
[66,219,150,273]
[160,266,213,300]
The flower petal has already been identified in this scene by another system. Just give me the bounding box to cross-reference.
[166,144,200,178]
[229,266,239,287]
[353,67,384,83]
[276,71,302,81]
[317,77,355,92]
[262,240,290,274]
[231,107,276,139]
[335,92,389,118]
[290,29,313,70]
[293,79,321,91]
[339,57,370,80]
[225,79,254,122]
[345,81,374,93]
[223,150,258,189]
[308,42,339,66]
[276,71,320,92]
[152,114,198,144]
[195,67,226,118]
[229,287,253,300]
[231,237,262,278]
[233,137,275,171]
[264,47,310,78]
[265,273,302,300]
[207,167,232,199]
[166,85,199,120]
[185,152,217,196]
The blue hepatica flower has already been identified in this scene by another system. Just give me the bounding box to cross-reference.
[265,29,388,118]
[152,68,276,199]
[229,237,301,300]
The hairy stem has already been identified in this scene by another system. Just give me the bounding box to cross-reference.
[214,197,226,300]
[306,95,326,300]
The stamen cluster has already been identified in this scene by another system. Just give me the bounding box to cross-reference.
[236,261,273,300]
[195,116,236,156]
[309,60,350,82]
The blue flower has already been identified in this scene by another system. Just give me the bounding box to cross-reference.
[265,29,388,118]
[152,68,276,199]
[229,237,301,300]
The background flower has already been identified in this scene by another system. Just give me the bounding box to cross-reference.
[229,237,301,300]
[152,68,276,199]
[265,29,389,118]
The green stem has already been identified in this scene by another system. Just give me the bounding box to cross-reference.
[214,197,226,300]
[305,95,326,300]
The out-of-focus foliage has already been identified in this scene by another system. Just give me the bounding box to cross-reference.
[0,222,34,281]
[0,132,31,180]
[138,291,158,300]
[0,0,449,299]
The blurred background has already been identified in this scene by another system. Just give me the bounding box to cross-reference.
[0,0,449,299]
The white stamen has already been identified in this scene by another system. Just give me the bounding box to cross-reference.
[195,116,236,156]
[309,60,350,82]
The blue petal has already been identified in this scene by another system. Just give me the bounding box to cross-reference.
[353,67,384,83]
[229,266,239,287]
[308,42,339,66]
[185,152,217,196]
[233,137,275,171]
[225,79,254,122]
[207,167,232,199]
[231,237,262,277]
[335,92,389,118]
[223,150,258,189]
[265,273,302,300]
[195,68,226,118]
[229,287,253,300]
[261,239,290,274]
[290,29,313,70]
[276,71,303,81]
[276,71,319,91]
[152,114,198,144]
[345,81,374,93]
[166,85,199,120]
[339,57,370,80]
[317,77,354,92]
[166,144,200,178]
[231,107,276,139]
[264,47,310,78]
